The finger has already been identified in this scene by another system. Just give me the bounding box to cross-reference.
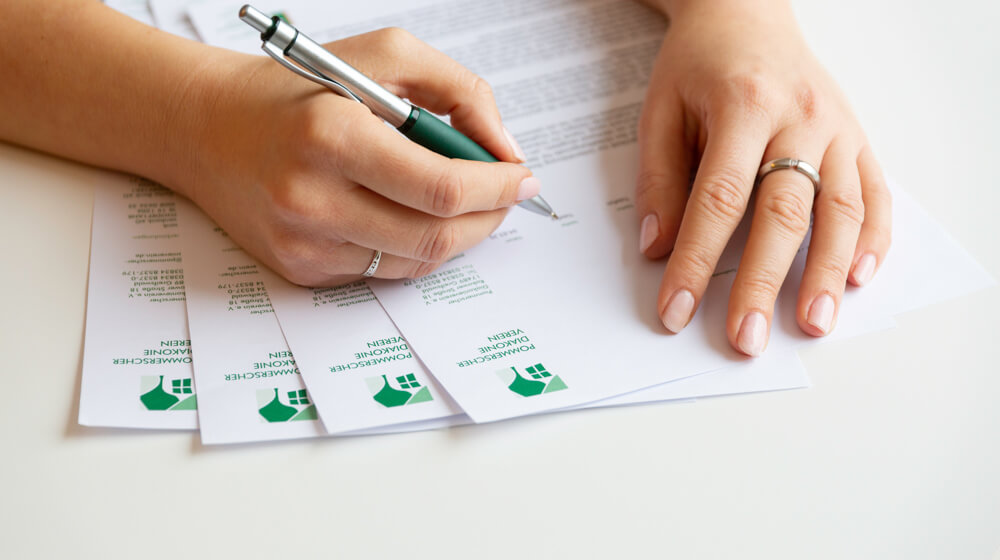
[271,241,439,287]
[796,138,865,336]
[329,102,537,217]
[636,89,692,259]
[727,131,825,356]
[314,250,452,285]
[657,110,770,333]
[850,144,892,286]
[334,184,510,263]
[329,28,522,162]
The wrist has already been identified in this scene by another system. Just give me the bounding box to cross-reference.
[153,48,256,200]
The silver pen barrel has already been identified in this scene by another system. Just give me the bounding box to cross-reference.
[238,5,412,127]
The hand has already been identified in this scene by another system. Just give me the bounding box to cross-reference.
[636,1,891,355]
[173,28,537,286]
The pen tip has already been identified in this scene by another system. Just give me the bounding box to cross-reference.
[550,212,559,220]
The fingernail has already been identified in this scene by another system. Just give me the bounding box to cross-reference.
[503,126,527,163]
[639,214,659,253]
[737,311,768,357]
[661,289,694,333]
[851,253,877,286]
[807,293,836,335]
[516,176,541,202]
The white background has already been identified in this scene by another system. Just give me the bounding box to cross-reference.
[1,0,998,558]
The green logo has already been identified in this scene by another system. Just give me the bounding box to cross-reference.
[256,388,318,422]
[496,363,567,397]
[140,375,197,411]
[366,373,434,408]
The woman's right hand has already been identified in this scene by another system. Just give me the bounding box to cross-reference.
[171,28,537,286]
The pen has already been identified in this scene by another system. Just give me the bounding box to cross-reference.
[238,5,558,219]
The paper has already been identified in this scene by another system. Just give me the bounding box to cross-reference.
[183,0,992,430]
[175,200,475,443]
[176,199,326,444]
[187,0,986,424]
[79,172,197,429]
[261,275,465,434]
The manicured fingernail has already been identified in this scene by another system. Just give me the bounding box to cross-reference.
[851,253,877,286]
[737,311,768,357]
[807,293,836,335]
[503,126,527,163]
[639,214,659,253]
[516,176,541,202]
[661,289,694,333]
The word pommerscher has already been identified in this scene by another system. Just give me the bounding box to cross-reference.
[329,352,413,372]
[457,344,536,368]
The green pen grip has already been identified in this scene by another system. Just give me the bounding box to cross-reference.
[397,107,498,162]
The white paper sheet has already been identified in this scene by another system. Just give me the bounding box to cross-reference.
[79,172,198,429]
[187,0,992,423]
[177,199,327,444]
[261,273,465,434]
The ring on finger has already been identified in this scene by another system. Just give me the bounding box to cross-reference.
[362,249,382,277]
[757,158,822,193]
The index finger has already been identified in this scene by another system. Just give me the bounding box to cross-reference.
[657,111,770,333]
[330,102,538,218]
[328,28,522,163]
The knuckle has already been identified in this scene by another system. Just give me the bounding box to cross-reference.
[426,168,467,217]
[823,188,865,227]
[298,101,368,172]
[416,221,460,262]
[793,83,824,122]
[635,170,673,200]
[762,187,812,236]
[812,257,851,282]
[740,272,783,302]
[373,26,414,55]
[670,246,717,282]
[696,169,749,221]
[718,73,772,118]
[266,176,309,220]
[469,75,494,100]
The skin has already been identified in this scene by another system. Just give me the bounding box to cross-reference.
[636,0,892,355]
[0,0,534,287]
[0,0,891,356]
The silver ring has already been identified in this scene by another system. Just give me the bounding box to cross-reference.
[362,250,382,278]
[757,158,821,192]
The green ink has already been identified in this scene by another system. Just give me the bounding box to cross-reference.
[373,375,412,408]
[407,386,433,404]
[289,404,318,421]
[140,376,180,410]
[507,367,546,397]
[497,363,568,397]
[366,373,434,408]
[171,378,193,394]
[258,388,297,422]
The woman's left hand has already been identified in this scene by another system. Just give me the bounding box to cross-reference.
[636,0,892,356]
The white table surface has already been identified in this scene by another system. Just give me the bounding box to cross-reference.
[2,1,998,558]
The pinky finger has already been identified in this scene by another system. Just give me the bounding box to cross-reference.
[851,145,893,286]
[283,244,442,288]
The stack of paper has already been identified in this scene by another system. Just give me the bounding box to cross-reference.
[83,0,993,444]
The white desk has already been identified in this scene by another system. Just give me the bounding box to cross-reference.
[2,1,998,557]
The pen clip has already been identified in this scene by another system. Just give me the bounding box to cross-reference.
[260,42,363,103]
